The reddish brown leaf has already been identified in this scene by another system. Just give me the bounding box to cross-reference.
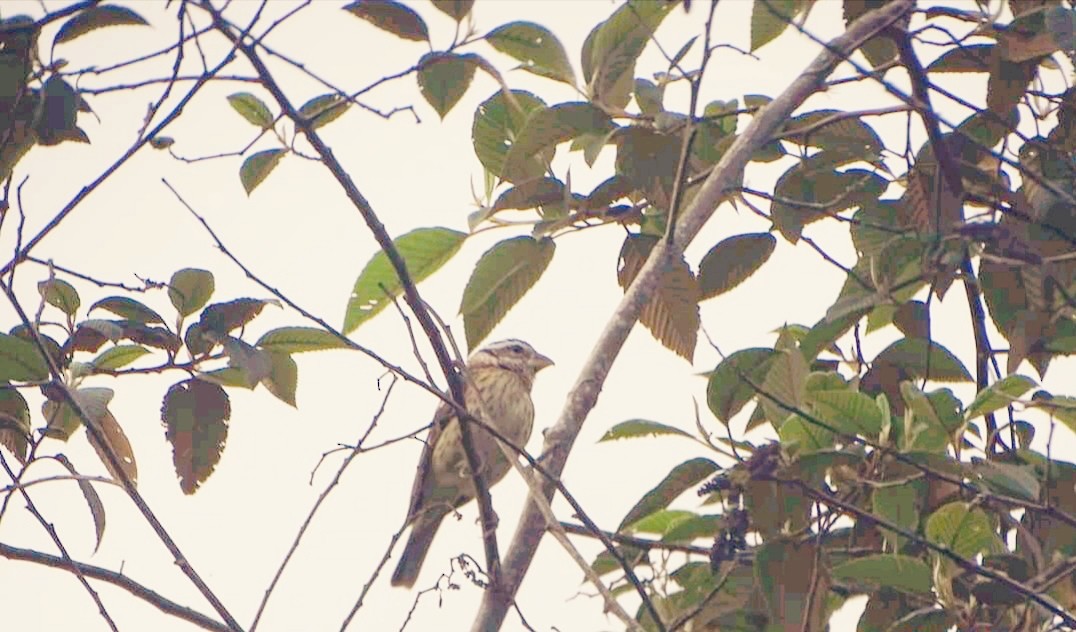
[162,379,230,494]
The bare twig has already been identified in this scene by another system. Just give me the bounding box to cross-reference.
[0,454,119,631]
[0,541,232,632]
[250,377,398,631]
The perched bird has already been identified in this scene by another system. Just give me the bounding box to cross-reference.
[391,339,554,588]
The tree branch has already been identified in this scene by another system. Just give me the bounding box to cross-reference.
[0,541,232,632]
[471,1,916,628]
[196,0,504,595]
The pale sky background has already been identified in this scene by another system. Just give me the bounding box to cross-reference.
[2,1,1073,631]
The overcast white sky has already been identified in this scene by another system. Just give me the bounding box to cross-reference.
[2,1,1073,631]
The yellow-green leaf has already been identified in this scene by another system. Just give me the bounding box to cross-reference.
[91,345,150,371]
[298,93,350,129]
[239,148,286,195]
[256,327,350,353]
[698,233,776,300]
[343,0,429,42]
[344,227,466,334]
[227,92,274,128]
[54,4,148,45]
[168,268,215,317]
[38,278,80,316]
[0,333,49,382]
[262,351,297,407]
[460,236,554,350]
[417,52,478,119]
[486,21,575,85]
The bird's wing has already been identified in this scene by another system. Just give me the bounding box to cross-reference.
[404,399,456,523]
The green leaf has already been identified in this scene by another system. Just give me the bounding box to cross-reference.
[586,1,674,109]
[966,374,1035,420]
[501,102,612,183]
[38,278,80,316]
[261,351,297,407]
[417,52,478,119]
[771,162,888,243]
[53,5,149,45]
[899,382,951,452]
[36,76,81,146]
[778,414,835,454]
[662,513,721,543]
[698,233,776,300]
[751,0,796,51]
[89,296,165,324]
[599,419,694,442]
[460,236,554,349]
[617,457,718,531]
[759,347,809,428]
[0,333,49,381]
[800,309,864,362]
[52,454,106,551]
[486,21,575,85]
[889,608,956,632]
[810,389,884,437]
[239,148,286,194]
[431,0,474,21]
[343,227,466,334]
[782,109,885,160]
[343,0,428,42]
[617,234,699,360]
[831,555,932,594]
[627,509,696,536]
[162,379,231,494]
[168,268,215,317]
[872,482,922,552]
[0,387,31,462]
[256,327,350,353]
[925,501,1001,559]
[975,460,1040,501]
[90,345,150,371]
[633,78,664,115]
[491,177,565,212]
[874,338,973,382]
[472,90,547,181]
[926,44,993,73]
[198,367,256,390]
[298,93,349,129]
[226,92,274,128]
[200,299,273,337]
[706,348,775,423]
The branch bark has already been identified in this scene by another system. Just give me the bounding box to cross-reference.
[0,541,232,632]
[471,2,915,629]
[195,0,506,596]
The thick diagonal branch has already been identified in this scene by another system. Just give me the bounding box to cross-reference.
[471,2,915,629]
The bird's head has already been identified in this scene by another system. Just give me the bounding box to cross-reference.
[469,339,554,379]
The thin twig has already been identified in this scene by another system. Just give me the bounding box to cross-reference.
[250,376,398,631]
[0,541,232,632]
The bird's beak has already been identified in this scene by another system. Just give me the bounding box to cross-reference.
[530,352,554,371]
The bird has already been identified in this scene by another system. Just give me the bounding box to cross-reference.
[391,338,554,588]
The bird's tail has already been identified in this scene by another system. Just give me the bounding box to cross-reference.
[391,514,444,587]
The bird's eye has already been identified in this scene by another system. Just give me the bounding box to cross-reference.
[510,344,524,354]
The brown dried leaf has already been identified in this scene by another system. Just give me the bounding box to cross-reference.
[86,408,137,485]
[618,234,699,360]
